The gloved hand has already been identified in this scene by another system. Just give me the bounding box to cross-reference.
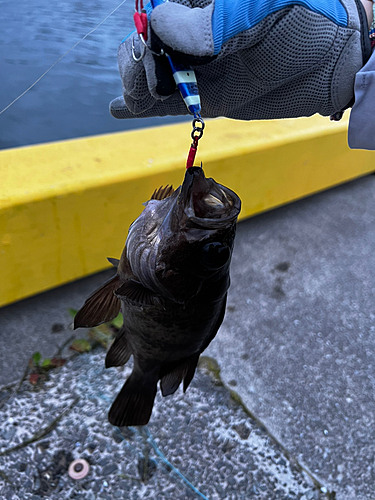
[110,0,363,121]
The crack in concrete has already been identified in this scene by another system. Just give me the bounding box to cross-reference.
[200,356,337,500]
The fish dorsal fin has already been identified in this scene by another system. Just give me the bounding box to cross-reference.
[115,280,157,306]
[107,257,120,268]
[74,274,122,329]
[150,185,174,201]
[105,328,132,368]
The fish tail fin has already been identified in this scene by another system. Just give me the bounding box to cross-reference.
[74,274,122,329]
[108,369,158,427]
[105,328,132,368]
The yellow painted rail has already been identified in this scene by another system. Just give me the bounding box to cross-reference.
[1,115,374,307]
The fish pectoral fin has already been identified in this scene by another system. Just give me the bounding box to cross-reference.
[108,370,158,427]
[105,328,132,368]
[115,280,157,306]
[74,274,122,329]
[199,294,228,354]
[150,185,175,201]
[160,353,200,397]
[107,257,120,269]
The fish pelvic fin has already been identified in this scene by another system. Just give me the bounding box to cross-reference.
[160,297,227,396]
[160,364,188,397]
[108,369,158,427]
[105,328,132,368]
[150,185,174,201]
[160,353,200,397]
[74,274,122,329]
[115,280,157,307]
[183,353,200,393]
[107,257,120,268]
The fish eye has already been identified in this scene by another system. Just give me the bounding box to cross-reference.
[200,242,230,269]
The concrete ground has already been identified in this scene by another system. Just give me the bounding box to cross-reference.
[1,173,375,499]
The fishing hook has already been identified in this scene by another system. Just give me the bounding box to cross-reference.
[132,35,147,62]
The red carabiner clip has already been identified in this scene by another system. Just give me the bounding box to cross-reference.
[186,117,205,169]
[134,0,148,41]
[186,136,199,170]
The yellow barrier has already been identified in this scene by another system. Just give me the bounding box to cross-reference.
[1,115,374,307]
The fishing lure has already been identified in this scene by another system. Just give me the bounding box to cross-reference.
[132,0,205,168]
[133,0,202,118]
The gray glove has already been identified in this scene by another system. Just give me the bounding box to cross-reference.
[110,0,366,121]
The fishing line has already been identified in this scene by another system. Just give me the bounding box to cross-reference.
[144,426,211,500]
[0,0,128,116]
[116,425,210,499]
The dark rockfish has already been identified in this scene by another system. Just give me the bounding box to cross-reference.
[74,166,241,426]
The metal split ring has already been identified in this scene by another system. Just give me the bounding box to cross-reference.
[192,117,205,130]
[191,117,205,141]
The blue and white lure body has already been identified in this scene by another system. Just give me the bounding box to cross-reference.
[133,0,205,167]
[149,0,202,118]
[163,51,202,118]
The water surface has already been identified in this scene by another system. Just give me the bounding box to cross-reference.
[0,0,188,150]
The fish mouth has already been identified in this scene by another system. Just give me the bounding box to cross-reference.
[178,166,241,229]
[179,166,205,204]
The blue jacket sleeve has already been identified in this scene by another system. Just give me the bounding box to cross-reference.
[211,0,349,55]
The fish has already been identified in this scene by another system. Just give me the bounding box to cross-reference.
[74,165,241,426]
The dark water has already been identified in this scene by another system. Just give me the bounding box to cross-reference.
[0,0,188,150]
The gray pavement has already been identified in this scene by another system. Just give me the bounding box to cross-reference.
[1,173,375,499]
[0,350,323,500]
